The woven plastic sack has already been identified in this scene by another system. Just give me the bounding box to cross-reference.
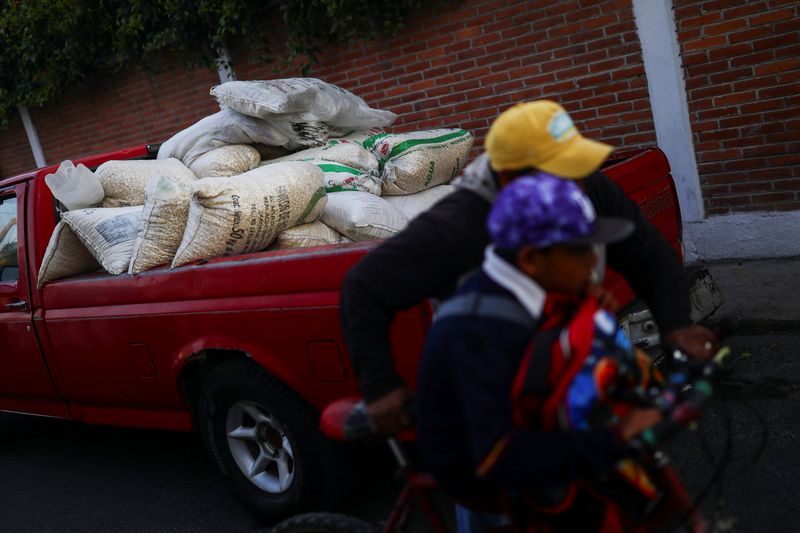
[327,127,385,145]
[37,221,101,287]
[267,142,379,173]
[96,158,196,208]
[210,79,397,128]
[62,206,143,275]
[263,159,381,195]
[172,162,327,267]
[157,109,293,167]
[129,176,191,274]
[44,160,105,211]
[364,129,474,195]
[321,192,408,241]
[269,221,345,250]
[189,144,261,178]
[384,185,456,221]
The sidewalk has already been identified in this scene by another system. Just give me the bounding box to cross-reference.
[704,256,800,327]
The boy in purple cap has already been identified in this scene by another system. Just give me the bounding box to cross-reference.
[416,174,661,531]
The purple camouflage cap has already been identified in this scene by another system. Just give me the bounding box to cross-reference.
[487,173,634,249]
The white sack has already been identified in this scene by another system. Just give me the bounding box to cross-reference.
[364,129,474,195]
[269,221,345,250]
[96,158,196,208]
[210,79,397,128]
[321,192,408,241]
[44,160,104,211]
[157,109,294,167]
[129,176,191,274]
[62,206,142,275]
[172,162,327,267]
[189,144,261,178]
[384,185,456,221]
[37,221,101,287]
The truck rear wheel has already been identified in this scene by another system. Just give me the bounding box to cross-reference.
[198,360,349,520]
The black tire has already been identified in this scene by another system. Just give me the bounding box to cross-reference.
[198,360,350,521]
[270,512,378,533]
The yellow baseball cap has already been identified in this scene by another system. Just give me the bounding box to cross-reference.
[486,100,613,179]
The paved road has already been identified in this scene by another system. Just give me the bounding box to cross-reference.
[1,329,799,532]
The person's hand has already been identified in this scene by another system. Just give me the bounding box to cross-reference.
[618,408,662,442]
[367,387,414,434]
[8,216,16,226]
[588,284,619,312]
[663,324,718,360]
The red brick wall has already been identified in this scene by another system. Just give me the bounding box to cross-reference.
[0,116,35,178]
[676,0,800,215]
[236,0,657,159]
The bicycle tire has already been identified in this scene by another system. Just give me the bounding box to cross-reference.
[270,512,379,533]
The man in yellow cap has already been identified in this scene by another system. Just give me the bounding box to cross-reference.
[340,100,717,434]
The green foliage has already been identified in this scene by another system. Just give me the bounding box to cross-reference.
[0,0,447,129]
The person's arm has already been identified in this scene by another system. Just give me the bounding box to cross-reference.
[339,190,490,431]
[585,173,716,358]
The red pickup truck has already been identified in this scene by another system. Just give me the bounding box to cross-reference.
[0,145,718,520]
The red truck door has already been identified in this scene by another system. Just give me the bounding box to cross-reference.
[0,184,64,415]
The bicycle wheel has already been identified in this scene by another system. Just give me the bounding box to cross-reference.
[270,512,379,533]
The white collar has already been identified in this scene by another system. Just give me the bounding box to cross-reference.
[482,246,545,320]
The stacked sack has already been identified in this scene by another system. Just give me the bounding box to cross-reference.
[39,153,328,284]
[37,78,475,285]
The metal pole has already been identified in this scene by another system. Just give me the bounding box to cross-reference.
[18,107,47,168]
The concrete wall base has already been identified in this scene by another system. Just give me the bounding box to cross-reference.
[684,211,800,262]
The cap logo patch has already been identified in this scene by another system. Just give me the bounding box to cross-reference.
[549,111,577,142]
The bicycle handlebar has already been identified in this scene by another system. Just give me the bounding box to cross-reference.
[627,346,731,454]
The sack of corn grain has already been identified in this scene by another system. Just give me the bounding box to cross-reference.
[267,142,379,173]
[62,206,143,275]
[96,158,196,208]
[172,161,327,268]
[44,160,105,211]
[263,160,381,195]
[321,192,408,241]
[211,79,397,129]
[269,221,346,250]
[364,129,473,196]
[128,176,191,274]
[157,109,293,167]
[188,144,261,178]
[384,185,456,221]
[37,221,101,287]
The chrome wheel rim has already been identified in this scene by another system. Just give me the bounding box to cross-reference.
[225,401,295,493]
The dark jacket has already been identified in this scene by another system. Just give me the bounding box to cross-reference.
[340,170,690,402]
[416,267,621,497]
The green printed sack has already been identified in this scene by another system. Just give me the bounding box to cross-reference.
[363,129,474,196]
[313,161,382,195]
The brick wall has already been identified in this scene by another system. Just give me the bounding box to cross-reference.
[676,0,800,215]
[235,0,657,159]
[0,116,35,178]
